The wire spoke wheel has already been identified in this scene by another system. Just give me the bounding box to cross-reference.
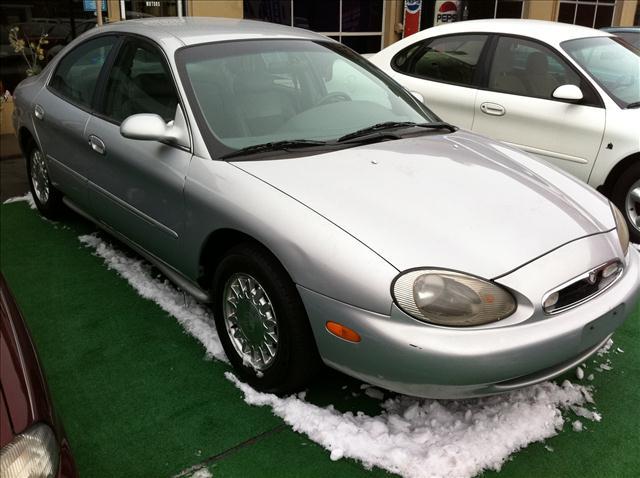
[222,273,278,371]
[29,148,50,205]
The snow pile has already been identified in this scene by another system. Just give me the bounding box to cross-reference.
[227,373,598,478]
[78,233,227,362]
[3,192,36,209]
[78,232,607,478]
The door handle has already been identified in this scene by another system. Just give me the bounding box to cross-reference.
[34,104,45,120]
[88,135,106,155]
[480,102,506,116]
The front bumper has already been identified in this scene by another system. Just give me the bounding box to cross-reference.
[300,241,640,399]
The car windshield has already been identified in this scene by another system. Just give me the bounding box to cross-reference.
[561,36,640,108]
[176,39,438,153]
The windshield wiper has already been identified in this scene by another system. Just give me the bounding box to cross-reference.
[220,139,327,160]
[337,121,457,143]
[626,101,640,109]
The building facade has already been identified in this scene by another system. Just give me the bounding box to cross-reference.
[105,0,639,53]
[0,0,637,94]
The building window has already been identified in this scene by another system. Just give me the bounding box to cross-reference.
[421,1,523,30]
[244,0,384,54]
[557,0,615,28]
[461,0,524,20]
[121,0,184,20]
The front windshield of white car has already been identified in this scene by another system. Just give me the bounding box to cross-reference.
[176,39,439,152]
[561,36,640,108]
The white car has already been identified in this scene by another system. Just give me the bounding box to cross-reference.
[370,19,640,241]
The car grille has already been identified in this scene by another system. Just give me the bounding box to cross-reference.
[543,260,624,314]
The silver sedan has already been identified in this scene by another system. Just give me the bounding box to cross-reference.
[13,18,639,398]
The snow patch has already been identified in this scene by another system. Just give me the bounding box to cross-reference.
[190,469,212,478]
[572,420,583,432]
[364,388,385,400]
[597,338,614,357]
[571,405,601,422]
[575,367,584,380]
[78,233,227,362]
[227,373,599,478]
[3,192,36,210]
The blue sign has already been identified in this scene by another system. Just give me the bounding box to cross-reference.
[83,0,107,12]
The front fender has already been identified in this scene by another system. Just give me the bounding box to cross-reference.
[180,157,398,314]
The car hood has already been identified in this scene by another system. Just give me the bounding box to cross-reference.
[234,131,615,278]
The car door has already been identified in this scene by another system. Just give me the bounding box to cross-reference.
[34,35,118,205]
[472,35,606,182]
[84,36,191,265]
[386,34,490,129]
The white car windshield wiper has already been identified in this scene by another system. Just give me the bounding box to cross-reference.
[626,101,640,109]
[337,121,457,143]
[220,139,328,160]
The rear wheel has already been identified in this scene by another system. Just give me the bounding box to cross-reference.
[611,163,640,244]
[212,244,321,394]
[26,143,63,218]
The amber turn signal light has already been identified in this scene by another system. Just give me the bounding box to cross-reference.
[326,321,361,343]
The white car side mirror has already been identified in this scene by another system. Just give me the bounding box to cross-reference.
[552,84,583,102]
[120,107,189,148]
[410,91,425,103]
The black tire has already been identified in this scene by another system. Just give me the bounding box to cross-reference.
[212,243,322,395]
[610,162,640,244]
[25,142,63,219]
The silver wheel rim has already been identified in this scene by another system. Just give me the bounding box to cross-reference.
[626,180,640,234]
[30,149,50,204]
[222,273,278,371]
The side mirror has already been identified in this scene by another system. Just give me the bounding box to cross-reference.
[410,91,425,103]
[120,114,168,141]
[120,108,189,147]
[552,84,583,102]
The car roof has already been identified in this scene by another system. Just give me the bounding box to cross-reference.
[414,19,611,46]
[93,17,330,47]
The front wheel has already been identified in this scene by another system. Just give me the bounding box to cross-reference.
[212,244,321,394]
[26,144,63,218]
[611,163,640,244]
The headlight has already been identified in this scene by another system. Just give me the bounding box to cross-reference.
[610,202,629,257]
[393,269,516,326]
[0,423,59,478]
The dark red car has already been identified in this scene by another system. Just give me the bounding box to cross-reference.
[0,274,77,477]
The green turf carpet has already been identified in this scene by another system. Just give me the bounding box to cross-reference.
[1,200,638,477]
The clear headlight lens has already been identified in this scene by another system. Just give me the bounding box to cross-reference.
[393,269,516,326]
[610,202,629,257]
[0,423,59,478]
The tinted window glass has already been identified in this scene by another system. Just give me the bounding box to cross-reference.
[342,0,383,32]
[102,40,178,123]
[293,0,339,31]
[49,35,115,108]
[393,35,488,86]
[488,36,581,100]
[244,0,291,25]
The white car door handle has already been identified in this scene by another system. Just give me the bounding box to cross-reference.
[88,135,106,155]
[480,102,506,116]
[34,104,45,120]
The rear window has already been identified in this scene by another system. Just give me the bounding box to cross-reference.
[392,34,488,87]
